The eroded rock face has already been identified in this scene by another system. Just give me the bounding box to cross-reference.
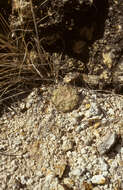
[113,58,123,91]
[9,0,123,93]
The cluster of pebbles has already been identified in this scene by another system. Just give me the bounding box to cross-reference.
[0,84,122,190]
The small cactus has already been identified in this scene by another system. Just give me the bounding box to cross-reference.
[51,85,79,112]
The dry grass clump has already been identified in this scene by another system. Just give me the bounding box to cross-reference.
[0,3,53,103]
[0,36,29,102]
[0,33,53,103]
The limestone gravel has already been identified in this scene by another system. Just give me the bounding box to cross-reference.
[0,85,123,190]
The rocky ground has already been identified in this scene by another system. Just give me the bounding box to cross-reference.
[0,0,123,189]
[0,85,123,190]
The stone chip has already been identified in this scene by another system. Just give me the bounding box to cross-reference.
[91,175,106,185]
[98,131,117,155]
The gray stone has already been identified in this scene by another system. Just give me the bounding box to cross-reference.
[98,132,117,155]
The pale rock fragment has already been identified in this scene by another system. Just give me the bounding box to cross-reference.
[63,178,74,188]
[91,175,106,185]
[54,163,66,178]
[98,132,117,155]
[57,184,66,190]
[62,137,73,151]
[70,168,83,177]
[99,158,109,171]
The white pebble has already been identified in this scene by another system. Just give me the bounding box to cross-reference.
[70,168,83,176]
[99,158,109,171]
[91,175,106,185]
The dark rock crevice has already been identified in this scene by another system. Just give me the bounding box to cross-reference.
[39,0,109,63]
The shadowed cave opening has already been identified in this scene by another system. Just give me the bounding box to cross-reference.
[40,0,109,63]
